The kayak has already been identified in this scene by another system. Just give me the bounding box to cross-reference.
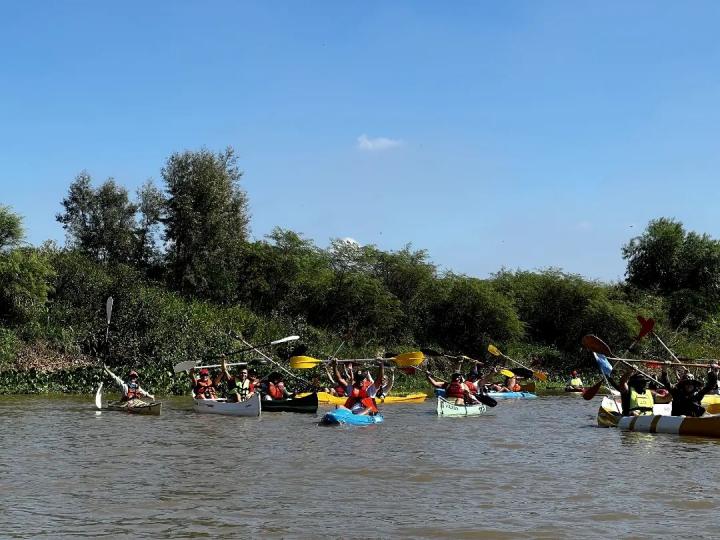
[597,397,720,438]
[95,384,162,416]
[434,389,536,400]
[193,393,261,417]
[436,397,488,417]
[105,400,162,416]
[320,408,384,426]
[261,393,318,414]
[300,391,427,405]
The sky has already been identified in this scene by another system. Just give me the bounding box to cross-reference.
[2,1,720,282]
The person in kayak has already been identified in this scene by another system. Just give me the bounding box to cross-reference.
[333,359,382,415]
[426,372,480,405]
[617,370,654,416]
[490,367,522,393]
[104,367,155,404]
[264,372,293,400]
[375,370,395,399]
[660,364,719,417]
[221,357,255,403]
[566,370,584,391]
[324,364,347,397]
[190,367,221,400]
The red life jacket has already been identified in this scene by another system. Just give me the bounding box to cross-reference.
[194,379,216,399]
[446,381,466,399]
[344,387,378,413]
[125,382,141,401]
[465,380,478,394]
[268,382,285,400]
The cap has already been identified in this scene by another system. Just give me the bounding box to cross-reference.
[128,370,138,378]
[199,368,210,376]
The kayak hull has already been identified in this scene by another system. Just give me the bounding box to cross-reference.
[106,400,162,416]
[302,391,427,405]
[193,393,261,417]
[261,393,318,414]
[435,389,536,400]
[597,397,720,438]
[320,408,384,426]
[436,397,488,417]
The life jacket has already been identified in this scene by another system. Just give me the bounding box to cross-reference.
[230,378,252,400]
[446,381,466,399]
[628,388,654,415]
[194,378,216,399]
[510,383,522,392]
[569,377,583,387]
[268,382,285,400]
[465,380,478,394]
[124,382,140,401]
[344,387,378,413]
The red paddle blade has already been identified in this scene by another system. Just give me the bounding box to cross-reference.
[646,361,661,370]
[581,335,613,356]
[636,315,655,340]
[582,380,603,400]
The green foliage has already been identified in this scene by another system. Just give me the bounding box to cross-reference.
[0,249,55,326]
[163,147,249,299]
[0,327,20,369]
[0,205,24,251]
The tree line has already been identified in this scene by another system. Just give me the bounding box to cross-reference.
[2,147,720,391]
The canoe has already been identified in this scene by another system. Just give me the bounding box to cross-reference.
[436,397,488,417]
[597,397,720,438]
[193,393,261,417]
[320,408,384,426]
[261,393,318,414]
[105,400,162,416]
[565,387,584,393]
[434,389,536,400]
[300,391,427,405]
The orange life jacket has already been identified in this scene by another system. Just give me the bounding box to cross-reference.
[124,382,141,401]
[194,379,216,399]
[446,381,466,399]
[344,387,378,413]
[268,382,285,400]
[511,383,521,392]
[465,380,478,394]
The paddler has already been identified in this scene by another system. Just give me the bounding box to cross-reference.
[189,367,221,400]
[426,372,480,405]
[566,370,584,391]
[104,366,155,404]
[376,370,395,399]
[490,367,521,393]
[264,372,293,400]
[333,359,382,415]
[660,364,719,417]
[618,370,654,416]
[221,356,255,403]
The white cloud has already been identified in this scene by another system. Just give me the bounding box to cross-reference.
[356,134,403,151]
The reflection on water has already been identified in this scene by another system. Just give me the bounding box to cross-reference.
[1,394,718,538]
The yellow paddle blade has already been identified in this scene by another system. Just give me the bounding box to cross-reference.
[488,344,502,357]
[707,403,720,415]
[500,369,515,378]
[392,351,425,368]
[534,370,548,382]
[289,355,322,369]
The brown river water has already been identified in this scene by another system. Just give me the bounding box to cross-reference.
[1,394,718,539]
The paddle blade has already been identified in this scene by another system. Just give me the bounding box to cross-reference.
[392,351,425,368]
[582,380,602,400]
[475,394,498,407]
[289,355,322,369]
[593,353,614,377]
[500,369,515,378]
[636,316,655,340]
[706,403,720,415]
[173,360,198,373]
[512,367,534,379]
[106,297,114,325]
[488,344,502,357]
[533,370,549,382]
[270,335,300,346]
[95,383,103,409]
[581,335,613,356]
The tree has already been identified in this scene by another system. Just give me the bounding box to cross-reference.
[163,148,249,299]
[0,205,24,251]
[134,180,165,270]
[56,172,138,264]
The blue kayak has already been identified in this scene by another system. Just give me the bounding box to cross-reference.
[320,408,384,426]
[434,389,537,400]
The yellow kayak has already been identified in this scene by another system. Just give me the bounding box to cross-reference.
[298,392,427,405]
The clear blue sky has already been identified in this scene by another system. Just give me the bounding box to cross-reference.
[2,1,719,281]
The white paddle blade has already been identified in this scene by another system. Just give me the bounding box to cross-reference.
[270,335,300,346]
[95,383,103,409]
[106,297,114,325]
[173,360,198,373]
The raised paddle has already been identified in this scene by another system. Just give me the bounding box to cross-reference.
[290,351,425,370]
[610,358,720,370]
[581,335,663,386]
[173,335,300,373]
[581,380,603,400]
[95,382,103,410]
[487,344,548,381]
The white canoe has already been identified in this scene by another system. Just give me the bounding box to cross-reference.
[436,397,488,417]
[193,393,261,417]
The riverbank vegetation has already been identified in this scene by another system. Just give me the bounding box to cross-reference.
[3,147,720,394]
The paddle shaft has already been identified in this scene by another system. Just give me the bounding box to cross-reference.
[235,335,312,387]
[651,332,681,363]
[613,357,718,370]
[206,335,299,360]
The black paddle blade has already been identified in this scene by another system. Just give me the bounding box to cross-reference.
[511,367,534,378]
[476,393,498,407]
